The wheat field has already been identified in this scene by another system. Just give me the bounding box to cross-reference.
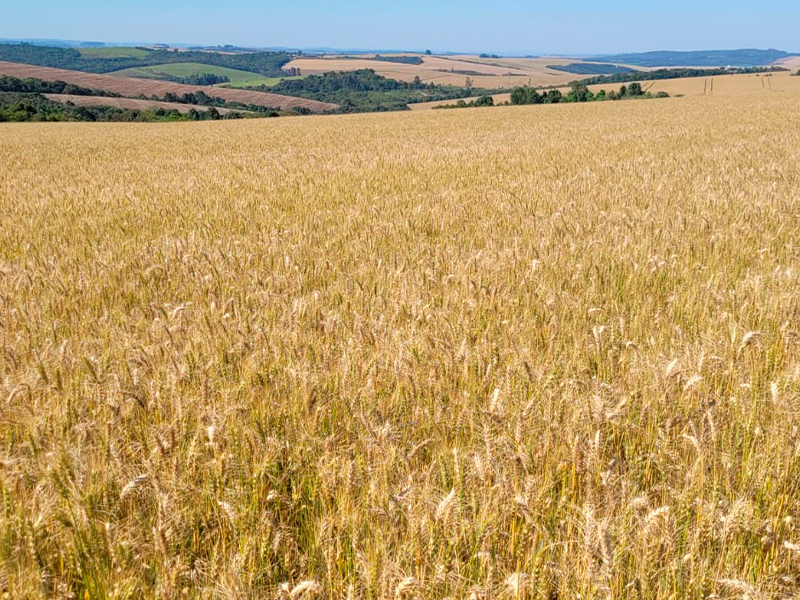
[2,94,800,599]
[606,71,800,98]
[283,55,590,89]
[410,71,800,111]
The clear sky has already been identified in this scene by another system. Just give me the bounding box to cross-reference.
[3,0,798,55]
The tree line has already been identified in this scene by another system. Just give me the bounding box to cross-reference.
[576,66,786,86]
[433,82,670,111]
[155,90,281,114]
[433,95,495,109]
[0,92,250,122]
[0,75,122,97]
[432,82,665,111]
[511,82,668,105]
[151,72,231,86]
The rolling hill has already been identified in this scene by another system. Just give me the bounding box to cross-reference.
[0,43,294,77]
[282,54,624,89]
[77,46,151,59]
[42,94,252,114]
[586,48,797,67]
[0,61,337,112]
[110,62,279,86]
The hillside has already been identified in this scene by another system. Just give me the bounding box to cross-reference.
[110,62,280,86]
[409,68,800,110]
[0,43,294,76]
[0,61,337,112]
[78,46,151,59]
[587,48,796,67]
[43,94,252,114]
[282,54,627,89]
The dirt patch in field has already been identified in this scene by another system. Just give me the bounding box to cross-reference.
[0,61,337,112]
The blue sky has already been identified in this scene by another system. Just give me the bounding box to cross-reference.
[3,0,798,55]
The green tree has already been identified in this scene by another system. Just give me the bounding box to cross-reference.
[544,89,563,103]
[568,82,593,102]
[627,82,643,96]
[510,86,541,105]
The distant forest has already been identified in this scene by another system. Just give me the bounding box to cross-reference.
[586,49,796,68]
[0,43,295,77]
[576,66,787,86]
[549,63,637,76]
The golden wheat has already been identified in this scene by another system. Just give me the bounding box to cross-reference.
[1,93,800,599]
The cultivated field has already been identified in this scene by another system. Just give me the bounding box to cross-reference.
[408,93,512,110]
[0,60,337,112]
[116,66,305,90]
[110,62,282,87]
[776,56,800,71]
[224,75,304,89]
[588,70,800,98]
[283,55,615,89]
[408,70,800,110]
[43,94,252,114]
[2,94,800,600]
[78,46,152,59]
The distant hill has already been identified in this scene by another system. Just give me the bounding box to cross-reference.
[0,60,338,112]
[586,49,797,68]
[0,43,294,77]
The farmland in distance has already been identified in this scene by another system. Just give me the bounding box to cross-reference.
[410,69,800,109]
[0,60,337,112]
[282,54,634,89]
[109,62,280,86]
